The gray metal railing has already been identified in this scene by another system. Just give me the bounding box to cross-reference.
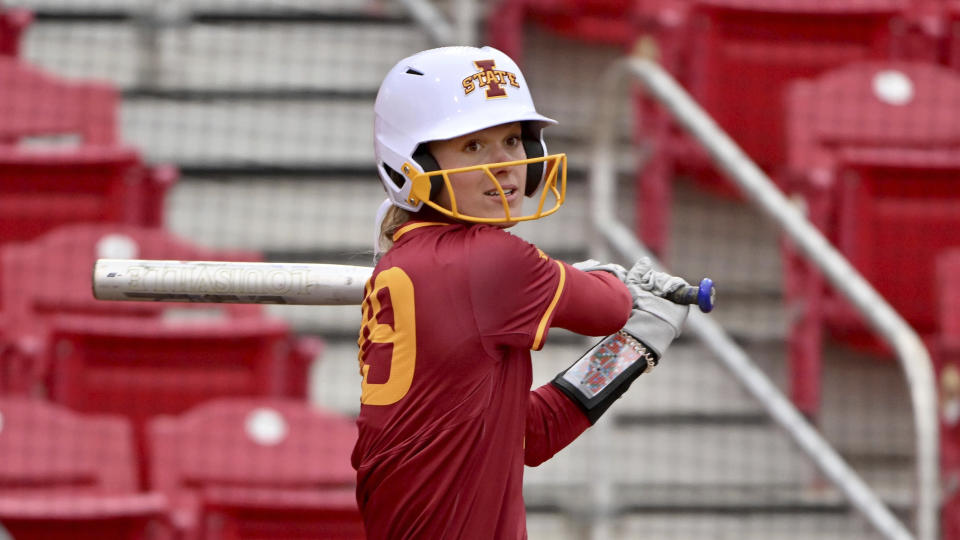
[589,56,939,540]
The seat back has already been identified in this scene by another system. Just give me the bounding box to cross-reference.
[0,397,138,495]
[0,223,270,396]
[787,60,960,172]
[785,60,960,337]
[0,58,177,246]
[148,398,356,494]
[1,223,263,320]
[147,398,361,538]
[47,316,296,427]
[685,0,908,170]
[527,0,637,46]
[834,153,960,334]
[0,397,172,538]
[0,147,150,246]
[0,57,118,145]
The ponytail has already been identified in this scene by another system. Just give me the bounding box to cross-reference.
[375,205,411,263]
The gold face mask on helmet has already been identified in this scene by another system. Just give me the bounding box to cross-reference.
[399,153,567,224]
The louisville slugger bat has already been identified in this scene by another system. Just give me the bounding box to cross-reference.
[93,259,371,305]
[93,259,716,311]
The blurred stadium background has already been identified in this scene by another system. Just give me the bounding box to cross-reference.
[1,0,960,538]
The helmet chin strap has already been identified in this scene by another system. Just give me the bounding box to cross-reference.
[373,197,394,263]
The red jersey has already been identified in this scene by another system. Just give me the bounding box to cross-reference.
[353,221,630,539]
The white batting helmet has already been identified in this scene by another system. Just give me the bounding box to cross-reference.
[374,46,567,224]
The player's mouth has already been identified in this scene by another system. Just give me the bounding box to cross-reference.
[484,185,519,200]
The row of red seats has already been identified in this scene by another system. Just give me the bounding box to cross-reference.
[0,396,364,540]
[0,55,176,247]
[0,222,326,483]
[491,0,960,418]
[492,1,960,72]
[490,3,960,535]
[1,4,174,247]
[492,0,960,257]
[0,5,322,428]
[1,10,364,538]
[781,60,960,407]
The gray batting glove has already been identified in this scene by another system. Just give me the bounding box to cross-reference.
[572,258,628,282]
[623,289,689,358]
[626,256,688,298]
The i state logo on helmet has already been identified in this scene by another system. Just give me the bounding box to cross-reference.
[461,59,521,99]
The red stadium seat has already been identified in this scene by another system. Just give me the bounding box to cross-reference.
[45,315,308,436]
[0,57,177,245]
[0,223,321,406]
[0,397,173,539]
[0,57,120,145]
[0,223,323,487]
[782,60,960,417]
[634,0,916,257]
[0,147,177,247]
[487,0,638,65]
[0,6,31,57]
[146,398,362,540]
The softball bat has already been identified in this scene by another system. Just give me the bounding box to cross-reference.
[93,259,716,312]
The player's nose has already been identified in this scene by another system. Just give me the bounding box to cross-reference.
[489,145,522,174]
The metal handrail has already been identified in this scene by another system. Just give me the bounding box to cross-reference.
[589,56,939,540]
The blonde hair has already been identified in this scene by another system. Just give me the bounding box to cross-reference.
[376,205,411,258]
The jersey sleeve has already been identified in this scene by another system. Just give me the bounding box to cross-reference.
[467,228,567,351]
[524,383,591,467]
[551,261,631,336]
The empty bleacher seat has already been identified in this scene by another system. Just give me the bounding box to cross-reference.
[0,223,323,490]
[0,57,177,246]
[0,222,321,406]
[782,60,960,416]
[631,0,915,257]
[488,0,638,66]
[146,398,362,539]
[0,397,173,539]
[0,56,120,146]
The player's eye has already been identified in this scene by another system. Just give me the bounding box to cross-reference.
[463,140,481,153]
[505,134,521,147]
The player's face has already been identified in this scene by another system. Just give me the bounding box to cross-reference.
[428,122,527,226]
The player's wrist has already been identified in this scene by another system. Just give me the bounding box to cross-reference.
[622,292,689,357]
[550,332,658,424]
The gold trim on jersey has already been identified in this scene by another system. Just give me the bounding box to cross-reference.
[393,221,448,242]
[532,259,565,351]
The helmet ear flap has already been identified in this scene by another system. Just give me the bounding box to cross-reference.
[412,144,443,201]
[522,123,546,196]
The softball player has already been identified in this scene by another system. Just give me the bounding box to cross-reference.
[354,46,689,539]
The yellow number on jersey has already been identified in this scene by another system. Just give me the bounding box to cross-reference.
[357,267,416,405]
